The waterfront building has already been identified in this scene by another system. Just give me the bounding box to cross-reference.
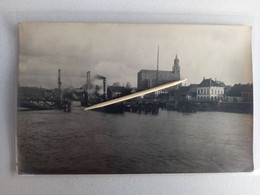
[176,84,198,101]
[137,55,181,90]
[197,78,225,102]
[224,83,253,103]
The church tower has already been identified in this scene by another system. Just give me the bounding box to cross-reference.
[172,54,180,80]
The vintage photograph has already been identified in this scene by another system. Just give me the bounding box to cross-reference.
[17,23,253,174]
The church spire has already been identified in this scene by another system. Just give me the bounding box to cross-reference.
[173,54,180,80]
[174,53,179,67]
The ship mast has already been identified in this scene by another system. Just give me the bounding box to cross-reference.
[156,46,159,86]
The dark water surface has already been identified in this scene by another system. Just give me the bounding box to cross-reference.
[17,105,253,174]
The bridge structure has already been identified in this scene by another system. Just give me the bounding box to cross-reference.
[19,98,64,110]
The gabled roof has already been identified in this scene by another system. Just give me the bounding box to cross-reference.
[179,86,190,93]
[189,84,199,92]
[215,81,226,87]
[199,78,223,87]
[227,84,253,96]
[178,84,199,94]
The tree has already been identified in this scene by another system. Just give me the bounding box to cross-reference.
[113,82,120,87]
[126,82,132,88]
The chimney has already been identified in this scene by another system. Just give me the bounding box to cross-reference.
[103,78,107,100]
[58,69,62,100]
[87,71,91,87]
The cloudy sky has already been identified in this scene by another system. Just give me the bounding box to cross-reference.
[19,23,252,89]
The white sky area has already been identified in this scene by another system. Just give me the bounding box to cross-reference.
[19,23,252,89]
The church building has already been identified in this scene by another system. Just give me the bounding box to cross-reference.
[137,54,181,90]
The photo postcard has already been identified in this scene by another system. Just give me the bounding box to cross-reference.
[17,23,253,174]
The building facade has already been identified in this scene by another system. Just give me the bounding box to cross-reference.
[137,55,180,90]
[197,78,225,101]
[224,83,253,103]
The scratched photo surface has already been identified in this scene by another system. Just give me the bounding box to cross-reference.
[17,23,253,174]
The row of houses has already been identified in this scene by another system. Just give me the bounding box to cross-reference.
[175,77,253,103]
[102,77,253,104]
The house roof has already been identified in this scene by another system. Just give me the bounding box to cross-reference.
[189,84,199,92]
[227,84,253,96]
[199,78,223,87]
[178,86,190,93]
[178,84,199,94]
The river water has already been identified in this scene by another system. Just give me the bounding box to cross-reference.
[17,105,253,174]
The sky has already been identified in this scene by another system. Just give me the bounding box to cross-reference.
[19,23,252,89]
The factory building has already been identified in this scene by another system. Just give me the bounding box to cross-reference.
[137,54,181,90]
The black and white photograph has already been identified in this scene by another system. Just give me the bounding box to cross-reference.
[17,23,253,174]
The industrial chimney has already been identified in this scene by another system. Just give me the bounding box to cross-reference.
[58,69,62,100]
[103,77,107,100]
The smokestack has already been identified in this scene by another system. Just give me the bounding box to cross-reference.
[58,69,62,100]
[94,74,107,100]
[87,71,91,89]
[103,77,107,100]
[95,74,105,80]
